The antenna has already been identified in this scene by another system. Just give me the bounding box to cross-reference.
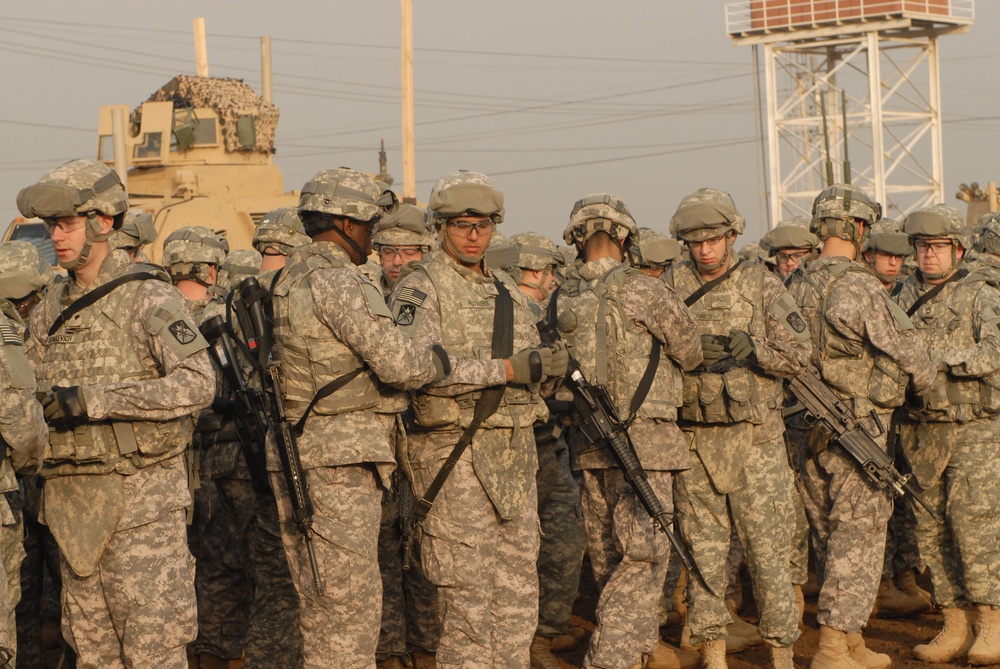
[841,89,851,185]
[820,94,834,188]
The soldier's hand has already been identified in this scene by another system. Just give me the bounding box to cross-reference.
[699,334,730,367]
[41,386,88,429]
[726,329,756,362]
[547,341,569,381]
[508,346,549,384]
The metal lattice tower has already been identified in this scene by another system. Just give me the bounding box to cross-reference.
[725,1,974,225]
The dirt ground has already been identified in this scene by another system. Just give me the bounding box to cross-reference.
[556,564,968,669]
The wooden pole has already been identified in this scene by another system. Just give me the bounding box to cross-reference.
[261,36,273,104]
[401,0,416,203]
[194,18,209,77]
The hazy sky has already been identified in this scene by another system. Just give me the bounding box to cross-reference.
[1,2,997,245]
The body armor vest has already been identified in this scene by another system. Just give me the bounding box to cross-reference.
[271,246,382,422]
[409,256,541,430]
[557,263,683,422]
[898,272,1000,423]
[669,260,781,424]
[788,258,907,414]
[38,269,192,477]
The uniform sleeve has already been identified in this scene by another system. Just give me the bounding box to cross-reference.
[388,271,506,394]
[83,281,216,421]
[827,272,935,394]
[621,273,703,372]
[0,323,46,472]
[942,282,1000,379]
[752,273,812,378]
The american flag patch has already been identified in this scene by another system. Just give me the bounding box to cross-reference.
[395,287,427,307]
[0,318,21,346]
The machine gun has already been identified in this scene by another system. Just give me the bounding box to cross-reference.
[237,276,324,595]
[538,319,711,594]
[786,369,943,523]
[199,314,271,495]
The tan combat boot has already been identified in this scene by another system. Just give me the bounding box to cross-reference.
[969,604,1000,665]
[550,625,586,652]
[701,639,727,669]
[873,577,930,618]
[726,600,763,647]
[645,641,700,669]
[845,632,890,669]
[771,644,794,669]
[411,650,438,669]
[894,568,933,609]
[913,607,974,663]
[680,625,751,654]
[811,625,865,669]
[530,635,562,669]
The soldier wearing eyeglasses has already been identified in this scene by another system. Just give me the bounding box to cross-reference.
[895,205,1000,665]
[389,170,568,668]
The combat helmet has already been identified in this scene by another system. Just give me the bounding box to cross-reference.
[16,159,129,271]
[217,249,263,293]
[760,218,820,254]
[861,218,912,257]
[669,188,745,271]
[484,230,519,271]
[627,227,682,270]
[563,194,637,256]
[903,204,971,279]
[372,203,435,252]
[973,211,1000,257]
[253,207,310,257]
[111,212,158,260]
[427,171,504,225]
[509,232,559,295]
[0,240,55,318]
[809,184,881,254]
[162,226,228,287]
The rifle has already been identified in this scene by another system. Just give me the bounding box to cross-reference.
[786,369,943,523]
[237,276,325,595]
[199,314,272,495]
[538,320,712,594]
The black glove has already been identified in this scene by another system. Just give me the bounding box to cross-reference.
[42,386,88,429]
[699,334,730,368]
[726,329,756,362]
[509,346,551,384]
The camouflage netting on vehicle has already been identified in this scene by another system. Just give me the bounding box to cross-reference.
[142,75,279,153]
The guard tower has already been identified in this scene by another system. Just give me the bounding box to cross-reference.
[725,1,974,224]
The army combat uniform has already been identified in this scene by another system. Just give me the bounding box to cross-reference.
[0,305,47,665]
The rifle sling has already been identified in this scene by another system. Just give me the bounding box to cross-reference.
[48,272,159,337]
[410,277,514,529]
[684,258,744,308]
[906,268,967,317]
[291,368,367,436]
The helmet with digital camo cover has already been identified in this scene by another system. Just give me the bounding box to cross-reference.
[627,227,682,269]
[903,204,971,280]
[973,211,1000,257]
[809,183,881,254]
[509,232,558,296]
[372,203,435,252]
[162,225,227,287]
[669,187,745,271]
[253,206,311,256]
[0,240,54,319]
[16,159,129,271]
[427,170,505,226]
[563,193,638,260]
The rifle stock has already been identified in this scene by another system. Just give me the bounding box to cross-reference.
[786,370,943,524]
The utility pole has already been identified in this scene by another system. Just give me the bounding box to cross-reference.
[401,0,416,203]
[193,18,209,77]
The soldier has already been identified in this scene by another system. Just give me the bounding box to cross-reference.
[628,227,683,280]
[760,218,820,282]
[16,159,215,668]
[366,204,439,669]
[110,212,157,263]
[216,249,262,294]
[507,231,589,669]
[273,167,533,668]
[856,219,929,620]
[224,207,310,669]
[390,170,567,669]
[161,227,255,669]
[0,302,48,667]
[785,184,934,669]
[894,205,1000,665]
[860,219,911,295]
[664,188,808,669]
[549,193,702,669]
[969,211,1000,280]
[0,242,55,321]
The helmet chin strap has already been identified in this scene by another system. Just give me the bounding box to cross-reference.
[694,235,734,272]
[328,220,372,264]
[61,212,106,272]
